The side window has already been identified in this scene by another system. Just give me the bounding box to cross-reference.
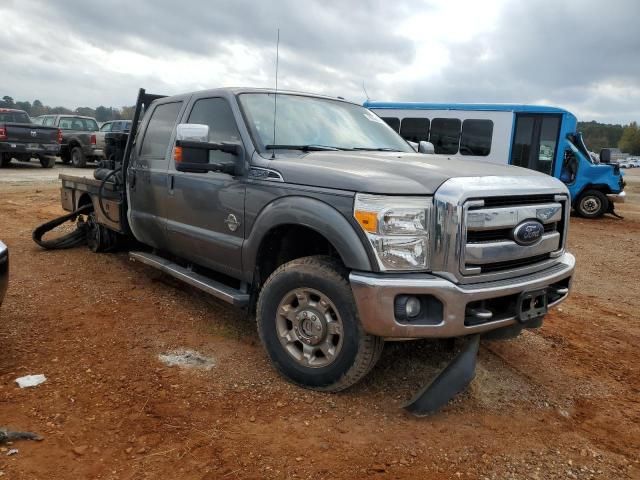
[187,97,241,163]
[111,122,121,132]
[100,123,112,132]
[430,118,461,154]
[400,118,430,143]
[43,117,54,127]
[139,102,183,160]
[381,117,400,132]
[460,119,493,156]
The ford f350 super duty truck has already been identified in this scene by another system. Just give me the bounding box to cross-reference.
[37,88,575,415]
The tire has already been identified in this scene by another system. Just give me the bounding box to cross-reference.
[0,155,11,168]
[40,156,56,168]
[60,151,71,164]
[86,213,119,253]
[71,146,86,168]
[256,255,384,392]
[576,189,608,218]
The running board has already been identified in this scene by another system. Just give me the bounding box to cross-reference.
[129,251,250,307]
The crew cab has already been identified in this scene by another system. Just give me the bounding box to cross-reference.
[0,109,60,168]
[51,88,575,412]
[35,114,102,167]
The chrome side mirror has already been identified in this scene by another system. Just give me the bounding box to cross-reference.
[418,141,435,154]
[176,123,209,142]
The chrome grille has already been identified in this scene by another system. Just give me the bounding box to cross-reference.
[461,195,568,276]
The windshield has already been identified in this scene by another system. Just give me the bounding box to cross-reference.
[238,93,413,153]
[59,116,98,131]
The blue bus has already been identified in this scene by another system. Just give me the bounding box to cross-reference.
[365,102,625,218]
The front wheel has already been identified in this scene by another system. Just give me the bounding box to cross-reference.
[576,189,608,218]
[40,156,56,168]
[257,256,384,392]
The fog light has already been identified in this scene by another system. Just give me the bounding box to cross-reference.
[406,296,421,318]
[395,295,422,321]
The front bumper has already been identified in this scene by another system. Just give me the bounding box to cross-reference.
[350,253,575,339]
[0,241,8,307]
[607,191,626,203]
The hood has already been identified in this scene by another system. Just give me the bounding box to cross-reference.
[264,151,552,195]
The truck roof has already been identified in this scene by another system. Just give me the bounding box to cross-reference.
[156,87,358,106]
[364,101,570,115]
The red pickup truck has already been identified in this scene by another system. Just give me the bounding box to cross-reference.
[0,108,61,168]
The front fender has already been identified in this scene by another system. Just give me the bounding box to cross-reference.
[242,196,373,281]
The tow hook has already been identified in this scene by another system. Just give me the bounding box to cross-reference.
[403,334,480,416]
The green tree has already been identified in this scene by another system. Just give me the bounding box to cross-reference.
[619,122,640,155]
[120,105,136,120]
[15,101,32,114]
[0,96,14,108]
[32,99,46,116]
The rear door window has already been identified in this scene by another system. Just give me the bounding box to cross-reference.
[139,102,183,160]
[400,118,430,143]
[430,118,461,154]
[43,117,55,127]
[460,119,493,156]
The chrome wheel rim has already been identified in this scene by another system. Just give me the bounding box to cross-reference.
[275,288,343,368]
[582,196,601,214]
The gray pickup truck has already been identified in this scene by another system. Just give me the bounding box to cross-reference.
[0,109,60,168]
[34,114,103,167]
[46,88,575,414]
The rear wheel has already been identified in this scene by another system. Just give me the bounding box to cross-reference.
[0,155,11,167]
[71,146,86,168]
[576,189,608,218]
[40,156,56,168]
[86,213,119,252]
[257,255,384,392]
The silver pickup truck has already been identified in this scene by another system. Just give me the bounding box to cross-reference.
[45,88,575,414]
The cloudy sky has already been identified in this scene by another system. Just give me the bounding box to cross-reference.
[1,0,639,123]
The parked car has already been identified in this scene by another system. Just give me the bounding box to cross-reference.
[0,109,60,168]
[0,241,7,307]
[52,87,575,414]
[95,120,132,155]
[35,114,103,167]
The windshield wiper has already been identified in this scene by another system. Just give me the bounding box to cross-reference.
[265,144,346,152]
[351,147,403,152]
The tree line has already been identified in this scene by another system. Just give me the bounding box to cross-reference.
[0,95,135,122]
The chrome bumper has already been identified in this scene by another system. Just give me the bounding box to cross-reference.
[607,191,626,203]
[350,253,575,339]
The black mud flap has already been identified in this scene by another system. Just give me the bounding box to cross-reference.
[403,334,480,417]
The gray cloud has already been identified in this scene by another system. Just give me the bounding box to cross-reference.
[0,0,638,123]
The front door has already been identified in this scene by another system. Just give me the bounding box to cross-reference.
[511,114,561,176]
[127,101,184,250]
[165,96,246,279]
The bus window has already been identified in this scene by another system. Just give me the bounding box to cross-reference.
[400,118,429,142]
[536,117,560,174]
[512,114,560,175]
[430,118,461,154]
[512,116,534,170]
[460,119,493,156]
[381,117,400,132]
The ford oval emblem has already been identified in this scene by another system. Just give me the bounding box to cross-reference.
[512,220,545,246]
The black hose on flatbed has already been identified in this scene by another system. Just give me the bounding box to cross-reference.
[32,204,93,250]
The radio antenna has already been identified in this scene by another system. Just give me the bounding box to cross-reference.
[271,28,280,160]
[362,81,370,102]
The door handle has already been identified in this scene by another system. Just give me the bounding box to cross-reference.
[168,174,175,193]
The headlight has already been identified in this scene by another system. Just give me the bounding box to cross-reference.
[354,194,432,271]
